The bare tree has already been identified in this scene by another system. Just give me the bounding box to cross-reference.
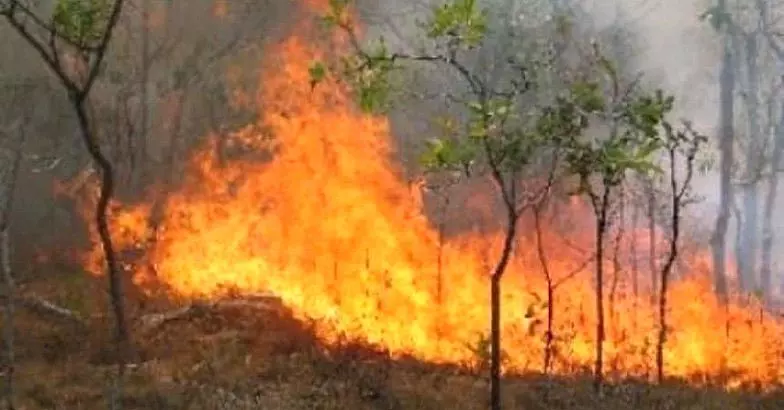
[655,121,704,383]
[423,174,459,306]
[0,0,127,406]
[533,200,591,377]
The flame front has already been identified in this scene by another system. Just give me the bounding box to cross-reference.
[66,3,784,388]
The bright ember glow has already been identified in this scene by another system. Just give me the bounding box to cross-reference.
[64,0,784,389]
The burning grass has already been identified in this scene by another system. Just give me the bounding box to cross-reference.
[41,0,784,400]
[57,36,784,389]
[4,274,784,410]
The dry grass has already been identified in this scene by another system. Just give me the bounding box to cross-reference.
[4,273,784,410]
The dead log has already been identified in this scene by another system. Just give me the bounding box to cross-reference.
[136,302,211,333]
[0,292,87,329]
[136,293,283,334]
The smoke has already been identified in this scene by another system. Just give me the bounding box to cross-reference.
[361,0,723,205]
[352,1,784,286]
[615,0,722,208]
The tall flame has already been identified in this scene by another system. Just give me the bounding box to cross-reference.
[63,1,784,388]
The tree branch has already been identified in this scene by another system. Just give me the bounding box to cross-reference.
[78,0,125,101]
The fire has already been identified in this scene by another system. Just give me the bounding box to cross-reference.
[62,1,784,388]
[212,0,227,18]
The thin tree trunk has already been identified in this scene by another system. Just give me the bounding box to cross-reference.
[711,36,734,301]
[609,188,624,327]
[760,104,784,304]
[72,100,129,388]
[738,34,761,294]
[733,201,744,291]
[647,182,657,302]
[0,122,24,410]
[139,0,150,188]
[656,229,677,382]
[436,193,450,306]
[593,186,611,395]
[656,147,683,383]
[0,3,127,406]
[490,203,517,410]
[630,196,640,330]
[534,207,554,375]
[437,221,444,304]
[631,198,639,298]
[739,187,760,292]
[0,227,13,410]
[490,276,502,408]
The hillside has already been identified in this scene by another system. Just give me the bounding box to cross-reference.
[5,273,783,410]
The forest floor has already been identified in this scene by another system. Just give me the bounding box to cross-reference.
[5,269,784,410]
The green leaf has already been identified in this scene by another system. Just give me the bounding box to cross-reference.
[570,81,604,112]
[426,0,487,47]
[420,137,476,170]
[52,0,111,46]
[309,61,328,85]
[468,101,483,113]
[332,39,397,113]
[632,139,662,162]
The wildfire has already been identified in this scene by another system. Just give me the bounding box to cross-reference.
[61,0,783,389]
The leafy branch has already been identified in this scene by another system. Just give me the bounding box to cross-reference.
[1,0,127,407]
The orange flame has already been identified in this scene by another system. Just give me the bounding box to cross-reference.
[62,1,784,388]
[212,0,227,18]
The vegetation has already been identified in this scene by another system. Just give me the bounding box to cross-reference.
[0,0,783,409]
[311,0,715,404]
[1,0,127,407]
[4,275,784,409]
